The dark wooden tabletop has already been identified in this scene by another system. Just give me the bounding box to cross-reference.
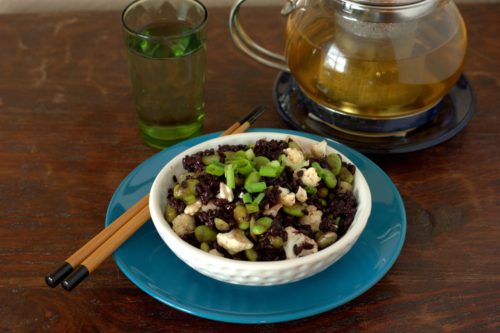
[0,4,499,332]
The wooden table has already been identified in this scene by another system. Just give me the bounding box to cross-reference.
[1,4,499,332]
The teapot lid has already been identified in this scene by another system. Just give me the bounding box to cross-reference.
[336,0,439,22]
[352,0,426,5]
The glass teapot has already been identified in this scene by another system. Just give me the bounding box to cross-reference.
[230,0,467,120]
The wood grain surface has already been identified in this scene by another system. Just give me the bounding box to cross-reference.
[0,4,499,333]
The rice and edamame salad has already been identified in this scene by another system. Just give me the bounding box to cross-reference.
[165,138,358,262]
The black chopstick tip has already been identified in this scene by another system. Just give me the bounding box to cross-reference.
[45,262,74,288]
[238,105,267,125]
[247,105,267,124]
[62,265,90,291]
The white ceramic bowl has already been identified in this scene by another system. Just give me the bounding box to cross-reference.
[149,132,371,286]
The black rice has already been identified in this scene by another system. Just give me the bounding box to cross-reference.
[253,139,288,160]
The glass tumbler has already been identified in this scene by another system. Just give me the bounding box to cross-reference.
[122,0,208,149]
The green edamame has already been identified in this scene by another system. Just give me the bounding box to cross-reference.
[214,218,230,232]
[165,204,177,223]
[200,242,211,252]
[317,187,329,198]
[245,248,258,261]
[194,225,217,242]
[269,236,284,249]
[233,205,248,223]
[253,156,270,170]
[202,154,220,165]
[173,179,199,204]
[327,153,342,175]
[339,166,354,184]
[283,204,306,217]
[322,169,337,189]
[316,231,338,249]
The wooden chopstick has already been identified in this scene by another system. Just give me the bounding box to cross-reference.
[61,205,151,290]
[221,105,266,136]
[229,106,266,135]
[46,106,266,290]
[45,194,150,288]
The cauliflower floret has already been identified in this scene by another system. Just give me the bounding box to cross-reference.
[311,140,327,159]
[201,201,217,212]
[283,226,318,259]
[216,229,254,255]
[284,148,309,170]
[299,205,323,232]
[208,249,225,257]
[301,167,321,187]
[172,214,196,237]
[278,186,296,207]
[184,200,202,215]
[216,182,234,202]
[263,203,283,217]
[295,186,308,203]
[284,147,304,165]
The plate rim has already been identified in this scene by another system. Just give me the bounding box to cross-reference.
[105,128,407,323]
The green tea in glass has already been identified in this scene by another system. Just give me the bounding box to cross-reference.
[122,0,207,149]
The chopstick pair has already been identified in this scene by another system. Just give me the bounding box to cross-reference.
[46,105,267,291]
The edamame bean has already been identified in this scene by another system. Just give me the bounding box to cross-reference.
[327,153,342,175]
[283,204,306,217]
[238,220,249,230]
[322,169,337,189]
[251,224,268,235]
[250,216,273,236]
[202,154,220,165]
[233,205,247,223]
[165,204,177,223]
[173,184,183,199]
[214,218,230,232]
[256,217,273,228]
[185,179,199,192]
[269,236,283,249]
[194,225,217,242]
[334,216,341,226]
[251,216,273,235]
[338,181,353,193]
[311,162,325,178]
[245,248,258,261]
[200,242,211,252]
[178,172,195,182]
[339,166,354,184]
[173,179,199,204]
[316,231,338,249]
[253,156,270,170]
[184,194,197,205]
[317,187,329,198]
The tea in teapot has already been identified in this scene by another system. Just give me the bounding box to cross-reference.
[231,0,467,122]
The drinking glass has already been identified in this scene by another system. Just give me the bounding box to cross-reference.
[122,0,208,149]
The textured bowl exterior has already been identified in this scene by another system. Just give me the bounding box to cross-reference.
[149,132,371,286]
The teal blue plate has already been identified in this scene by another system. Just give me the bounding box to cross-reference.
[105,128,406,324]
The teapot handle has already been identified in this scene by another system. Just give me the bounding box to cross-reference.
[229,0,291,72]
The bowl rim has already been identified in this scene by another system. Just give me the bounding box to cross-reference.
[149,132,372,270]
